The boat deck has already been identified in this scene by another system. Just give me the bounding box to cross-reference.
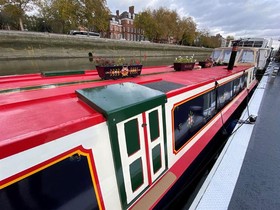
[191,62,280,209]
[0,65,250,159]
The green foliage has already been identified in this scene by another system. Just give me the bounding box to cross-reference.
[94,57,141,67]
[135,7,197,45]
[174,55,196,63]
[116,57,126,66]
[176,17,196,45]
[194,30,223,48]
[0,0,34,30]
[0,0,111,34]
[134,7,224,48]
[24,16,51,32]
[87,0,110,33]
[134,9,157,41]
[47,0,78,33]
[0,0,226,48]
[226,35,235,40]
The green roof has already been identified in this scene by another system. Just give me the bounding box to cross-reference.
[76,82,167,123]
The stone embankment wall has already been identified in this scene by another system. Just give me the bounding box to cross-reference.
[0,30,212,60]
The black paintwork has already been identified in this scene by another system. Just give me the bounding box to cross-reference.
[142,80,185,93]
[0,154,99,210]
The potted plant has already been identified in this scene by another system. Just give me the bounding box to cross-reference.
[174,55,196,71]
[94,57,142,80]
[199,57,213,68]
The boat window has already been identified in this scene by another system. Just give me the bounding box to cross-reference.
[243,73,248,88]
[253,41,263,47]
[211,50,222,61]
[222,49,232,63]
[243,41,254,47]
[173,73,248,151]
[217,82,233,110]
[238,50,254,63]
[203,90,216,120]
[0,154,100,210]
[173,76,248,152]
[237,42,243,47]
[233,77,242,96]
[173,90,216,151]
[221,49,241,63]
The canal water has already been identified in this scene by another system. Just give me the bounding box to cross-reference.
[0,55,207,76]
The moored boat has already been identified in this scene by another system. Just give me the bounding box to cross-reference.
[0,63,257,209]
[212,38,273,72]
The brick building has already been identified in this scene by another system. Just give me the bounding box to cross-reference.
[109,6,144,41]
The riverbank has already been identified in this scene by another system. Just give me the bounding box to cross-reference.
[0,30,212,60]
[0,30,212,76]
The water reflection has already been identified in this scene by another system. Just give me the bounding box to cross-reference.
[0,55,208,76]
[0,58,93,76]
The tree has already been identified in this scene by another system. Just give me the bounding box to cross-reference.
[135,8,176,43]
[176,17,196,45]
[0,7,18,29]
[135,7,196,44]
[48,0,80,33]
[153,7,179,43]
[36,0,109,34]
[194,30,222,48]
[226,35,235,40]
[81,0,110,33]
[0,0,34,30]
[134,9,157,41]
[226,35,235,46]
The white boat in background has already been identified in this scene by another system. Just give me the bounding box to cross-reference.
[211,38,273,71]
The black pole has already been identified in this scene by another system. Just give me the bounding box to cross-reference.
[227,42,238,70]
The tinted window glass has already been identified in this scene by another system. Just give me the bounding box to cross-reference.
[174,91,216,150]
[1,154,100,210]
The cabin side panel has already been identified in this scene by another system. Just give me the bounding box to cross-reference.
[164,70,250,169]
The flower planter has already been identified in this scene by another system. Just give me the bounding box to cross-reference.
[174,62,195,71]
[199,61,213,68]
[96,65,142,80]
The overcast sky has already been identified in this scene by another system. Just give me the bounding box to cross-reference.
[107,0,280,48]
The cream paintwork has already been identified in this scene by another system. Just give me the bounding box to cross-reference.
[144,106,166,182]
[116,113,149,204]
[116,105,166,204]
